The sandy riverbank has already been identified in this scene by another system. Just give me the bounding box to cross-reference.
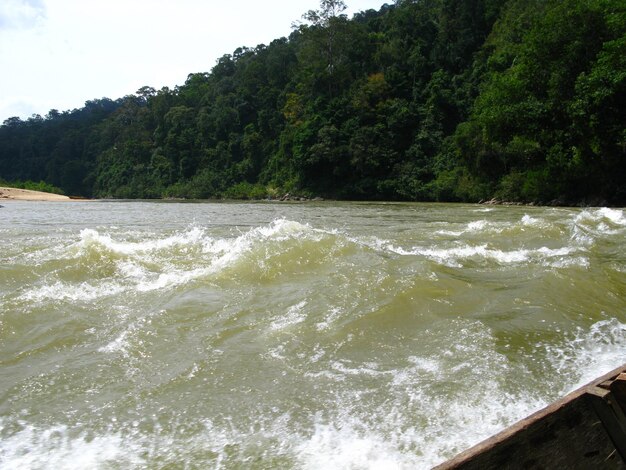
[0,187,72,201]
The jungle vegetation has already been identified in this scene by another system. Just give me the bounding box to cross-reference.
[0,0,624,205]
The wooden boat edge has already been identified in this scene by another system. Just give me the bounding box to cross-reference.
[434,363,626,469]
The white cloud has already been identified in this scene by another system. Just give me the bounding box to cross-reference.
[0,0,385,122]
[0,0,45,29]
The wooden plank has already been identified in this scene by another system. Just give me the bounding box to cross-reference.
[435,395,623,469]
[611,374,626,413]
[601,380,616,390]
[587,387,626,463]
[435,364,626,470]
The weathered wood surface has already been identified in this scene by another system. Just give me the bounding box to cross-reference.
[435,364,626,469]
[611,374,626,407]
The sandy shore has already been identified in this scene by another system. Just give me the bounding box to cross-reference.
[0,187,72,201]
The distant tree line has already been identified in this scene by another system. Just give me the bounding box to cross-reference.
[0,0,624,205]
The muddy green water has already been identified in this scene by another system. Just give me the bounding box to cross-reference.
[1,201,625,469]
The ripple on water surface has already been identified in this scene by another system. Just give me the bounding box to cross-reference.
[0,202,625,469]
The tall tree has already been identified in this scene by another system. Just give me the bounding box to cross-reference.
[298,0,349,94]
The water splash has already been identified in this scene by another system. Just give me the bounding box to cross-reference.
[2,203,624,469]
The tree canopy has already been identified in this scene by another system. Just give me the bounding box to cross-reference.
[0,0,623,205]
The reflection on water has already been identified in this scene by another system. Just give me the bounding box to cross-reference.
[1,201,625,469]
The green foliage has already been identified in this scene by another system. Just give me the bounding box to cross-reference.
[461,0,625,204]
[223,182,270,200]
[0,0,623,205]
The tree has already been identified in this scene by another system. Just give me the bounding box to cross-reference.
[297,0,349,95]
[0,0,622,204]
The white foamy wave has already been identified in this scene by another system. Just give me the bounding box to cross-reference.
[329,360,392,378]
[389,322,547,467]
[434,220,490,237]
[301,319,550,469]
[270,301,308,331]
[253,218,315,239]
[521,214,541,226]
[205,219,319,260]
[597,207,626,226]
[16,224,258,300]
[344,234,395,254]
[200,219,328,284]
[205,218,318,261]
[546,318,626,393]
[572,208,626,244]
[116,260,149,280]
[435,229,464,237]
[296,421,416,470]
[21,243,72,265]
[135,267,210,292]
[405,356,441,375]
[467,220,488,231]
[69,219,326,293]
[436,215,545,237]
[298,379,544,468]
[424,245,528,266]
[546,256,590,269]
[386,244,580,268]
[98,330,130,354]
[97,309,158,357]
[0,422,144,470]
[0,418,239,470]
[316,307,344,331]
[19,281,125,303]
[78,227,206,256]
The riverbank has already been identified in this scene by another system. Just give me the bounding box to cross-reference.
[0,186,71,201]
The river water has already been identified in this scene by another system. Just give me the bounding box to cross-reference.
[1,201,625,469]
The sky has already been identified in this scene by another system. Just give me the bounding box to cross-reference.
[0,0,386,123]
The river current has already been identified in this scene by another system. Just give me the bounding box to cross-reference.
[1,201,625,469]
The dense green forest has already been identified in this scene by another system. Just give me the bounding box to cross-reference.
[1,0,624,205]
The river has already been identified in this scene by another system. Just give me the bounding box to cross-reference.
[1,201,625,469]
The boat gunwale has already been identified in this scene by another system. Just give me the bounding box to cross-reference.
[434,363,626,469]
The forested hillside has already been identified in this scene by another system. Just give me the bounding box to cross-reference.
[1,0,624,204]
